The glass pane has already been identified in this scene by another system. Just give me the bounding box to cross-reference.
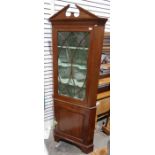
[57,32,90,100]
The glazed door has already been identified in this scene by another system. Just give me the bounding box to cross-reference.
[53,27,93,106]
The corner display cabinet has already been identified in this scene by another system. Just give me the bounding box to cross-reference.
[49,4,107,153]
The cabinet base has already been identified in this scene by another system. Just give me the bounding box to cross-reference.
[54,133,94,154]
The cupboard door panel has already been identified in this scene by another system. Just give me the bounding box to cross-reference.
[54,101,88,142]
[58,109,84,140]
[54,100,96,145]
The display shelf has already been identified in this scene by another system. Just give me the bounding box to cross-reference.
[100,63,110,69]
[58,60,87,70]
[98,84,110,93]
[98,77,110,86]
[97,91,110,100]
[58,78,86,87]
[102,46,110,51]
[58,46,89,50]
[99,73,110,79]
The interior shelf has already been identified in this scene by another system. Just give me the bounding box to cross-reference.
[58,78,86,88]
[58,46,88,50]
[97,91,110,100]
[58,60,87,70]
[98,84,110,93]
[100,63,110,69]
[99,73,110,79]
[98,77,110,86]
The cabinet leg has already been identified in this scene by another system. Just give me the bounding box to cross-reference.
[54,134,61,142]
[54,132,94,154]
[79,144,94,154]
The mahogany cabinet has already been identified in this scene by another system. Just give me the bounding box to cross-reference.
[49,4,107,153]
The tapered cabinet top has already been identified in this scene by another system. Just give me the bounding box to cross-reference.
[49,4,107,25]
